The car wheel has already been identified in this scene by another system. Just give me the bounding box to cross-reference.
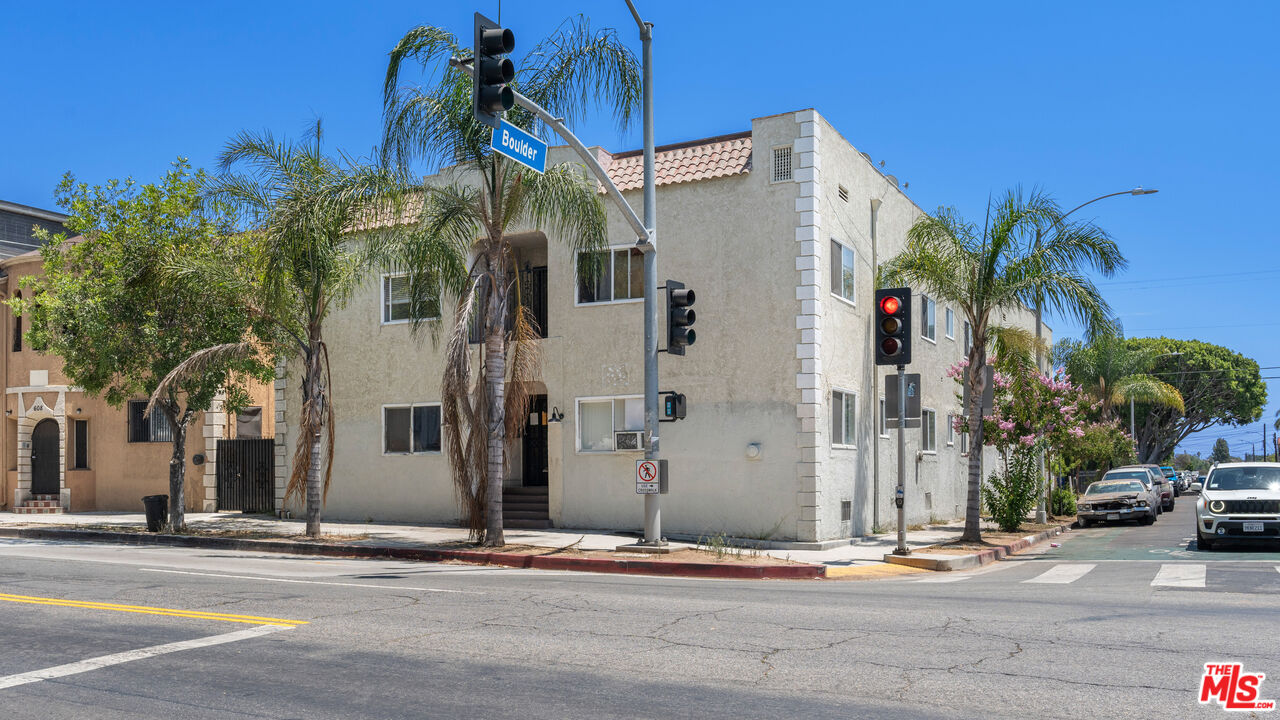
[1198,531,1215,551]
[1077,517,1089,528]
[1169,500,1176,511]
[1143,513,1155,526]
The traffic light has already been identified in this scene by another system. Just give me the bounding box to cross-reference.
[666,279,696,356]
[661,392,687,421]
[473,12,515,128]
[875,287,912,365]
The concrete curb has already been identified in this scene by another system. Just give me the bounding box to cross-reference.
[0,526,826,580]
[883,524,1070,571]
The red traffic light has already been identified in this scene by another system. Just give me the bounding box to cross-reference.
[879,295,901,315]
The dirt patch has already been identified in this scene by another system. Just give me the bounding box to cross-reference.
[925,519,1069,552]
[444,542,809,566]
[20,522,372,544]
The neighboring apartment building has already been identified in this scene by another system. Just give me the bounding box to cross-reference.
[0,200,66,259]
[0,232,276,514]
[275,109,1046,544]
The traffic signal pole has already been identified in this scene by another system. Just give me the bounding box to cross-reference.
[626,0,664,546]
[895,365,909,555]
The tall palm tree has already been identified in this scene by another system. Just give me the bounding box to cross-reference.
[382,17,640,546]
[1055,330,1184,422]
[882,188,1126,542]
[161,122,421,537]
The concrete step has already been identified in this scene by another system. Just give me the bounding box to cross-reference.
[505,509,550,521]
[504,518,552,529]
[504,498,548,509]
[503,486,549,497]
[30,494,59,502]
[13,506,63,514]
[20,500,60,508]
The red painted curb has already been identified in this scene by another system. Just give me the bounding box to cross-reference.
[0,526,824,580]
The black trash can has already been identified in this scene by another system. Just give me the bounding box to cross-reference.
[142,494,169,533]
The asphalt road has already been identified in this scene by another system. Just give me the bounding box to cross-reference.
[1,503,1277,720]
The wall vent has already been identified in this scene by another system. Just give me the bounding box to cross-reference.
[841,500,852,522]
[772,146,793,182]
[837,185,849,203]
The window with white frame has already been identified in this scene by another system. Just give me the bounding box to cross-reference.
[576,247,644,304]
[921,295,937,341]
[382,273,439,324]
[964,320,973,355]
[772,146,793,182]
[383,404,442,454]
[946,413,956,446]
[879,397,888,437]
[577,396,644,452]
[831,389,856,447]
[960,425,971,455]
[921,408,937,452]
[830,239,855,303]
[945,308,955,339]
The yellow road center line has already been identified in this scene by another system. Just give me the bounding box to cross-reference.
[0,593,306,627]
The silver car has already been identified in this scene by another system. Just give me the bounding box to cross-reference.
[1197,462,1280,550]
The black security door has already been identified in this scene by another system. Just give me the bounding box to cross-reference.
[31,419,60,495]
[522,395,548,487]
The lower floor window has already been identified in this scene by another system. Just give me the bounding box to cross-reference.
[921,408,937,452]
[832,389,856,447]
[73,419,88,469]
[384,404,442,454]
[578,396,643,451]
[128,400,173,442]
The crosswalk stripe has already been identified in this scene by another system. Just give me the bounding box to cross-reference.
[1151,564,1206,588]
[1023,563,1096,584]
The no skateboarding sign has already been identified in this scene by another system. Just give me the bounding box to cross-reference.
[636,459,666,494]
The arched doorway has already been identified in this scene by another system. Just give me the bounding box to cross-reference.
[31,419,60,495]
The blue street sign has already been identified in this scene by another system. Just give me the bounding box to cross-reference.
[490,119,547,174]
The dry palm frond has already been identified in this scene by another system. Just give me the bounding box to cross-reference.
[503,301,544,446]
[442,277,485,540]
[145,341,259,420]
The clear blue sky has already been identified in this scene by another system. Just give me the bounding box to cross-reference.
[4,1,1278,457]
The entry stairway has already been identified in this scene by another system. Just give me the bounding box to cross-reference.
[12,494,63,514]
[503,486,551,529]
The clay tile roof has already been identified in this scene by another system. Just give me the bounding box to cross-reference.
[603,131,752,192]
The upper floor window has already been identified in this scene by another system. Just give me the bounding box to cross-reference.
[128,400,174,443]
[921,295,937,342]
[832,389,856,448]
[382,273,439,324]
[830,240,855,303]
[577,395,643,452]
[945,308,955,340]
[577,247,643,305]
[383,403,442,454]
[12,291,21,352]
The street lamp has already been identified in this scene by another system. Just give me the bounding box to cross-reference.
[1033,187,1158,523]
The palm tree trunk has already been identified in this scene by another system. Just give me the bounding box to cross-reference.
[963,344,988,543]
[304,339,324,538]
[166,409,187,532]
[482,276,507,547]
[306,428,322,536]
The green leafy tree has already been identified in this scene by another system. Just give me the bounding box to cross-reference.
[160,123,420,537]
[1127,338,1266,463]
[883,188,1125,541]
[1054,329,1184,422]
[17,162,273,530]
[381,17,640,546]
[1211,437,1231,464]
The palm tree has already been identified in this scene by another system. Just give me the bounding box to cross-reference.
[882,188,1126,542]
[160,122,422,537]
[1055,330,1184,422]
[381,17,640,546]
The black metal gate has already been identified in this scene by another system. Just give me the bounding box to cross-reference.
[216,438,275,513]
[522,395,548,487]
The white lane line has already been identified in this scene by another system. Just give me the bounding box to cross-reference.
[0,624,287,690]
[138,568,481,593]
[1151,563,1206,588]
[1022,563,1096,584]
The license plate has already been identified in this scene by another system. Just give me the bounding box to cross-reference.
[1107,513,1120,521]
[1243,522,1265,532]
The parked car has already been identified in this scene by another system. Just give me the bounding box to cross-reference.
[1078,474,1158,527]
[1160,466,1182,496]
[1188,476,1203,493]
[1196,462,1280,550]
[1139,464,1176,510]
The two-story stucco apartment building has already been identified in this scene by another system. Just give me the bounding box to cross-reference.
[274,109,1044,544]
[0,205,276,515]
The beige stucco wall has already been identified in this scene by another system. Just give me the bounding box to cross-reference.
[0,252,275,512]
[277,109,1047,542]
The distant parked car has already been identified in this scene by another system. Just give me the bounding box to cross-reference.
[1078,475,1158,527]
[1160,466,1182,496]
[1188,476,1203,493]
[1197,462,1280,550]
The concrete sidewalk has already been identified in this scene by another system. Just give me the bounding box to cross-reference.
[0,511,972,567]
